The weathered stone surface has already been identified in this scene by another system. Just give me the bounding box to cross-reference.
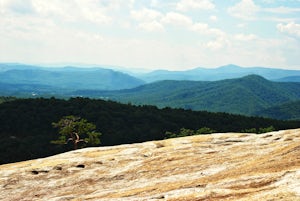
[1,129,300,200]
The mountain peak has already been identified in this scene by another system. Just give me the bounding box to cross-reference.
[238,74,275,85]
[242,74,268,81]
[218,64,241,69]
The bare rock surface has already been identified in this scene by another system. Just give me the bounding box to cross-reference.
[1,129,300,200]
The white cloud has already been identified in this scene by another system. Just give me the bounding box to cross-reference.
[131,8,162,22]
[12,0,113,25]
[191,23,225,37]
[190,23,209,32]
[78,1,113,24]
[235,34,257,41]
[206,39,225,50]
[237,23,246,28]
[264,17,298,23]
[210,15,218,22]
[0,0,299,70]
[206,37,290,68]
[150,0,159,7]
[228,0,260,20]
[264,6,300,14]
[138,21,165,32]
[131,8,164,32]
[228,1,300,22]
[176,0,215,11]
[262,0,274,3]
[277,22,300,37]
[16,0,130,25]
[161,12,193,27]
[191,23,229,51]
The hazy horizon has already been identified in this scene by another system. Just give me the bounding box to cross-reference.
[0,0,299,71]
[2,62,300,72]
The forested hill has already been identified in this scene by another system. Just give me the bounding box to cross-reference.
[1,97,299,164]
[74,75,300,117]
[255,100,300,120]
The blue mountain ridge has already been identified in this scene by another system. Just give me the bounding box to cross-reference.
[138,64,300,82]
[74,75,300,119]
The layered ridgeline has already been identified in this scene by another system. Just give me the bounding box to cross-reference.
[0,97,299,164]
[138,64,300,82]
[0,63,145,95]
[75,75,300,119]
[1,63,300,97]
[1,63,299,119]
[276,76,300,82]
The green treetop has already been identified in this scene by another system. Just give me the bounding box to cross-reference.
[52,115,101,149]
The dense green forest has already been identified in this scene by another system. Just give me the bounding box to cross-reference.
[255,100,300,120]
[0,97,299,164]
[74,75,300,118]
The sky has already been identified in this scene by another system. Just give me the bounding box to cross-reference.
[0,0,300,70]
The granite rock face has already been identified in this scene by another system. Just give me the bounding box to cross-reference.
[1,129,300,200]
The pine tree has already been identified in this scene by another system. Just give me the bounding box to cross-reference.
[51,115,101,149]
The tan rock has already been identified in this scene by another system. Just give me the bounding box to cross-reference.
[1,129,300,200]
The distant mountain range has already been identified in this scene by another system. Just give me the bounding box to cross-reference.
[0,63,299,119]
[74,75,300,119]
[1,63,300,85]
[0,63,145,93]
[137,64,300,82]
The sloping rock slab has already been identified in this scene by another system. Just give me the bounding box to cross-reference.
[1,129,300,200]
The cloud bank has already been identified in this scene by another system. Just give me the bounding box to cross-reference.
[0,0,299,70]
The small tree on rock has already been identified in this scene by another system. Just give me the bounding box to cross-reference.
[51,115,101,149]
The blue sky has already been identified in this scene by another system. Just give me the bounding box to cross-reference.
[0,0,299,70]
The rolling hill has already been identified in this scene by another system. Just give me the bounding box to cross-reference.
[74,75,300,117]
[138,64,300,82]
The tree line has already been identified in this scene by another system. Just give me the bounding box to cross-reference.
[0,97,299,164]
